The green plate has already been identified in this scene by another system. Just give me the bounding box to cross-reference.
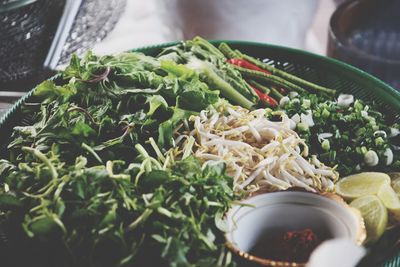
[1,40,400,266]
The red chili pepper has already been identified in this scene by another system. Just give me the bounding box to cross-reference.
[227,58,288,96]
[250,85,278,107]
[227,58,272,75]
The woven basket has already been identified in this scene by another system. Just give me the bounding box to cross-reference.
[1,41,399,267]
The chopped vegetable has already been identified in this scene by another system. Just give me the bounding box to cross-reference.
[365,150,379,167]
[277,93,400,175]
[226,58,271,74]
[225,45,336,96]
[337,94,354,107]
[250,85,278,107]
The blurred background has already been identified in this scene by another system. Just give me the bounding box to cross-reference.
[1,0,399,115]
[92,0,339,55]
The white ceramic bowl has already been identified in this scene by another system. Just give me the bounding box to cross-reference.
[225,191,365,267]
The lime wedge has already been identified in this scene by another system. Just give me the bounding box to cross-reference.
[350,195,388,244]
[392,179,400,197]
[388,172,400,181]
[335,172,390,200]
[389,173,400,197]
[377,183,400,222]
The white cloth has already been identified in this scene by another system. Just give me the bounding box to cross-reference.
[162,0,317,49]
[307,239,366,267]
[94,0,337,55]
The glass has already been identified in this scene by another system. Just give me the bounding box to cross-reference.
[0,0,38,12]
[328,0,400,90]
[0,0,64,91]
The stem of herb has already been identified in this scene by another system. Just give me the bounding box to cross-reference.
[135,144,149,159]
[127,209,153,231]
[247,80,271,94]
[193,36,225,59]
[270,87,284,100]
[148,137,166,163]
[238,53,336,95]
[233,65,308,94]
[202,66,254,109]
[67,106,98,125]
[218,43,240,59]
[22,147,58,180]
[81,143,104,164]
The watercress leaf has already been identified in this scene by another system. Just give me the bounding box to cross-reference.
[147,95,169,116]
[71,121,96,138]
[141,170,170,189]
[63,54,84,78]
[173,156,202,178]
[161,237,189,267]
[28,216,63,239]
[158,120,173,148]
[35,81,75,103]
[158,108,196,147]
[0,194,23,210]
[0,160,14,178]
[177,90,216,112]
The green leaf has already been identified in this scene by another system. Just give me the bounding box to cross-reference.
[0,194,23,210]
[141,170,170,189]
[173,156,202,178]
[161,237,189,267]
[158,108,196,147]
[158,120,173,148]
[63,53,84,78]
[99,204,117,228]
[28,216,63,238]
[203,161,226,176]
[71,121,96,137]
[34,80,75,103]
[0,160,14,178]
[152,234,167,243]
[177,90,218,112]
[147,95,169,116]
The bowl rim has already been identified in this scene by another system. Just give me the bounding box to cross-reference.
[223,191,366,267]
[329,0,400,65]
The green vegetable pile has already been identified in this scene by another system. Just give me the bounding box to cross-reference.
[0,36,399,266]
[277,94,400,175]
[0,40,239,267]
[1,151,235,267]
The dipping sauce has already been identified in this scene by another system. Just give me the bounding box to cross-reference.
[225,191,366,266]
[249,228,323,263]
